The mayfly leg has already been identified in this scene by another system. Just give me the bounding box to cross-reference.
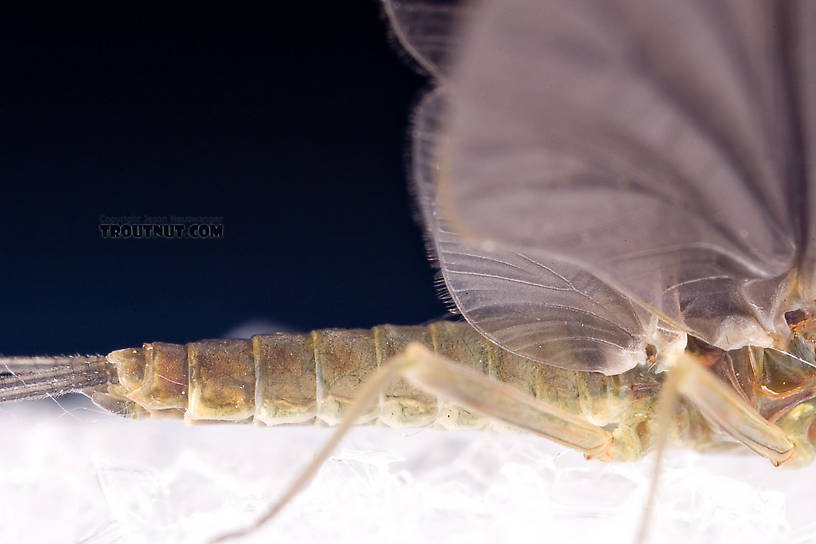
[674,353,795,465]
[210,342,614,543]
[400,344,614,456]
[636,351,797,544]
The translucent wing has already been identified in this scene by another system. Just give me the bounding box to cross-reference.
[439,0,811,350]
[798,2,816,299]
[382,0,472,77]
[414,90,657,374]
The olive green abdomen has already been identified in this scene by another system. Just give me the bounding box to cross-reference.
[93,320,722,461]
[99,321,649,427]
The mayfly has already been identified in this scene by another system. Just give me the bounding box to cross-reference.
[3,0,816,542]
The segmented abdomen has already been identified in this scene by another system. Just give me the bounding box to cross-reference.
[97,321,663,431]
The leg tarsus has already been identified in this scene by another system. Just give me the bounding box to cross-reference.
[635,364,683,544]
[636,350,801,544]
[209,350,413,543]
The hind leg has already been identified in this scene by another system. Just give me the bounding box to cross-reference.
[670,352,795,465]
[211,342,615,542]
[635,351,799,544]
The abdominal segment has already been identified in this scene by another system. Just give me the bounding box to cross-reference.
[93,321,732,460]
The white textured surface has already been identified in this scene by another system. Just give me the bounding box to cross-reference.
[2,395,816,544]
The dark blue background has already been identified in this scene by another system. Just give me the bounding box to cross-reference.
[0,5,448,355]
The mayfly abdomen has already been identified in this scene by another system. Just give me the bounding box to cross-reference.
[94,321,666,441]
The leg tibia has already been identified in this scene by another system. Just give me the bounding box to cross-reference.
[777,401,816,467]
[674,352,795,465]
[400,343,613,458]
